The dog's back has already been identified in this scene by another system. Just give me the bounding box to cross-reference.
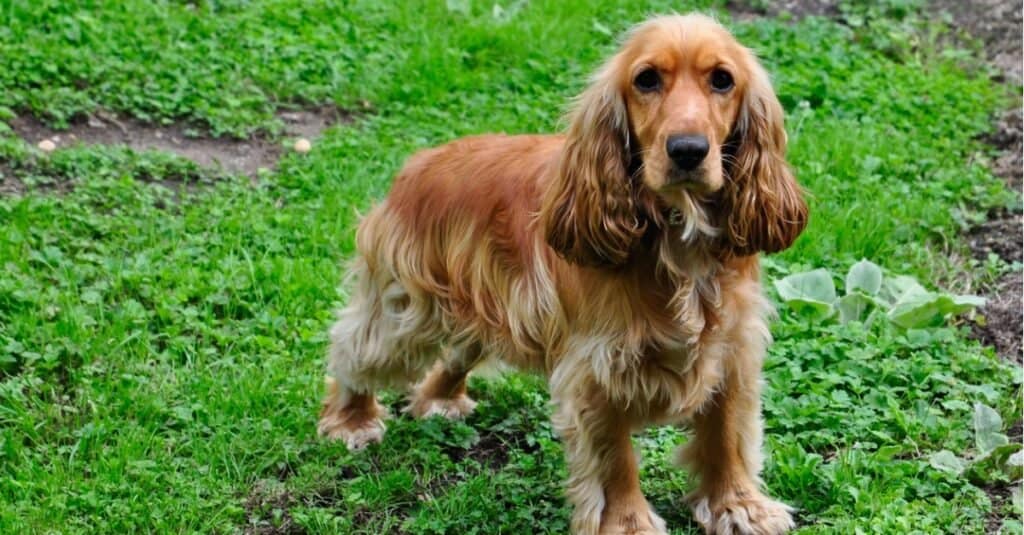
[349,134,565,373]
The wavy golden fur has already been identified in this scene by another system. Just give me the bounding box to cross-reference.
[318,13,807,535]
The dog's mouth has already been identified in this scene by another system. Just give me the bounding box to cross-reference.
[663,167,721,194]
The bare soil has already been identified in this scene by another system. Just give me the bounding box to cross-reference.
[934,0,1023,85]
[243,481,304,535]
[987,107,1024,193]
[7,105,346,178]
[0,160,21,196]
[912,1,1022,530]
[936,0,1024,365]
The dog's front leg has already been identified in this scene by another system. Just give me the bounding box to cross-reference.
[553,396,667,535]
[678,344,794,535]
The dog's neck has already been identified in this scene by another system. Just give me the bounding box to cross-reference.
[646,231,725,350]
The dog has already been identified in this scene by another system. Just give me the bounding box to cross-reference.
[318,13,807,535]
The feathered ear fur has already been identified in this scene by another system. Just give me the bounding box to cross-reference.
[540,60,646,267]
[719,53,808,256]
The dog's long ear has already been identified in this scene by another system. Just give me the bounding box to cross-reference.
[719,53,807,256]
[540,60,645,267]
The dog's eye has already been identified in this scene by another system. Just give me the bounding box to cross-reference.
[633,68,661,92]
[709,69,734,93]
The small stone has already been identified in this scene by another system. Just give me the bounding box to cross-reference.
[293,138,312,153]
[37,139,56,152]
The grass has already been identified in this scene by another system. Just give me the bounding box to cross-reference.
[0,0,1021,533]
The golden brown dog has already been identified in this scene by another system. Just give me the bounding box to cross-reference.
[319,13,807,535]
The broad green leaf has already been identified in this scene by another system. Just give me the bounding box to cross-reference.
[837,292,873,324]
[887,293,985,329]
[846,259,882,295]
[947,294,986,311]
[973,403,1009,454]
[776,269,838,303]
[879,275,928,308]
[887,293,943,328]
[774,269,837,319]
[941,399,972,412]
[875,445,904,461]
[1006,449,1023,481]
[928,450,967,474]
[968,443,1022,483]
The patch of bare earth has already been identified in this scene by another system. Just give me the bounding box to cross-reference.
[0,160,23,196]
[941,0,1024,367]
[243,481,304,535]
[243,480,347,535]
[925,1,1022,531]
[969,225,1023,363]
[3,105,347,190]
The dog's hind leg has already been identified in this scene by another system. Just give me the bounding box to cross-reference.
[319,258,442,449]
[406,342,484,420]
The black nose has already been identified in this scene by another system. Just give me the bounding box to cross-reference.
[666,134,709,171]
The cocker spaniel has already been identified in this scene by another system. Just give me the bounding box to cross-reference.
[318,13,807,535]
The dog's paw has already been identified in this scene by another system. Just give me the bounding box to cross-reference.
[688,490,794,535]
[597,503,668,535]
[318,397,388,451]
[405,394,477,420]
[318,413,386,450]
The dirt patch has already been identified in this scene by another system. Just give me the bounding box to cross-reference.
[243,481,305,535]
[983,482,1015,534]
[987,108,1024,193]
[937,0,1024,366]
[932,0,1023,85]
[933,0,1024,526]
[439,428,532,469]
[243,481,351,535]
[974,188,1022,365]
[969,215,1023,266]
[7,105,347,178]
[0,161,24,196]
[971,271,1024,363]
[468,431,513,468]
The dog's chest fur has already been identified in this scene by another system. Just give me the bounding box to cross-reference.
[549,253,766,420]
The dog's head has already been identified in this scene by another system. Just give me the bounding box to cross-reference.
[541,14,808,266]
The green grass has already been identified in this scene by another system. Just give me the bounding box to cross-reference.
[0,0,1021,533]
